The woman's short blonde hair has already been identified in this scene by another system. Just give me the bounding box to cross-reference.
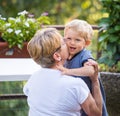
[64,19,93,41]
[27,28,62,68]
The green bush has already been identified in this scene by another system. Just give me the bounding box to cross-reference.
[98,0,120,72]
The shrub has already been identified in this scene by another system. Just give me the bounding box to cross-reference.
[98,0,120,72]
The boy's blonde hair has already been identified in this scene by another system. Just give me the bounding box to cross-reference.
[27,28,62,68]
[64,19,93,42]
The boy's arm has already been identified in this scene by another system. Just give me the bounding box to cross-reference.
[56,59,95,77]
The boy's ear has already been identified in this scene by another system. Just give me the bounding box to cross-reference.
[85,40,91,46]
[53,52,61,61]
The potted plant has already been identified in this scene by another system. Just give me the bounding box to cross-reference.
[0,10,51,58]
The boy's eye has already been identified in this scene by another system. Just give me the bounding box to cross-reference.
[75,39,81,41]
[67,38,71,40]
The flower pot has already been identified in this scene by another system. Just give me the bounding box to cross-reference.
[0,42,30,58]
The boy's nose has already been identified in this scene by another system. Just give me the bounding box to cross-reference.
[70,39,75,44]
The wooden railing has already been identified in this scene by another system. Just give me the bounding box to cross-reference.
[0,93,27,100]
[43,25,100,30]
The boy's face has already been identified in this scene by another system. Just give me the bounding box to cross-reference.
[64,29,86,58]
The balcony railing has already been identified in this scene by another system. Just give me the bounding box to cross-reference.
[43,25,100,30]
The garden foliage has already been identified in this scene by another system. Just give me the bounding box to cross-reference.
[98,0,120,72]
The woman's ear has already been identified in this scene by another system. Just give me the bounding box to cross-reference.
[53,52,61,61]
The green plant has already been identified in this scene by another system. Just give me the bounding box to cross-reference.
[0,15,6,33]
[1,10,51,49]
[98,0,120,72]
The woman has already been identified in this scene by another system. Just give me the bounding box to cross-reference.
[23,28,102,116]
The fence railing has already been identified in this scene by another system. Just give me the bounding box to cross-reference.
[0,93,27,100]
[43,25,100,30]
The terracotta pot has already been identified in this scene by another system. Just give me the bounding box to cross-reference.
[0,42,30,58]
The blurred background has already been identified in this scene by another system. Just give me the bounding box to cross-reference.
[0,0,120,116]
[0,0,104,24]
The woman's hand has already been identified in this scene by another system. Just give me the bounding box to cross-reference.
[84,59,99,82]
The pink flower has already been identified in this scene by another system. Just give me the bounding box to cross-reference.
[41,12,48,16]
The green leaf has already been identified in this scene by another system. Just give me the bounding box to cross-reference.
[99,18,109,27]
[98,33,109,42]
[115,25,120,31]
[109,35,119,42]
[108,28,116,33]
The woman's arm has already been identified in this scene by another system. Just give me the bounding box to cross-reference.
[81,62,102,116]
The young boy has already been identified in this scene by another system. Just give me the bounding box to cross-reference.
[57,19,108,116]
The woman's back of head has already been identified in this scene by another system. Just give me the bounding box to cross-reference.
[27,28,62,68]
